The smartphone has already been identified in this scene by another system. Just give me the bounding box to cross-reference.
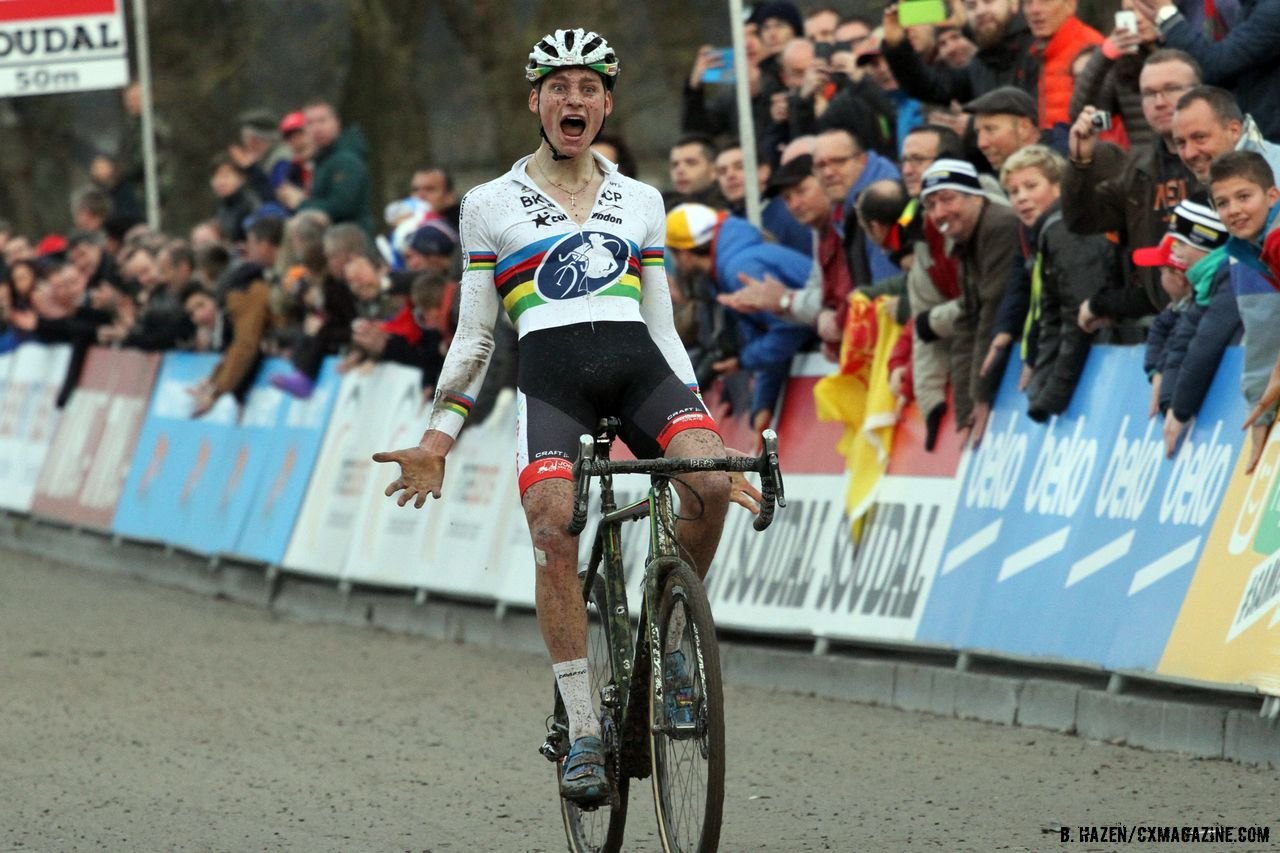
[1114,9,1138,33]
[898,0,950,26]
[701,47,735,84]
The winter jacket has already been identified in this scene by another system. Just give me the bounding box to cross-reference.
[1159,0,1280,140]
[839,150,903,286]
[1224,199,1280,288]
[1158,252,1241,421]
[1068,46,1153,151]
[1023,204,1114,420]
[210,262,269,402]
[883,15,1038,111]
[950,199,1020,427]
[1062,140,1193,319]
[1232,260,1280,426]
[300,126,373,234]
[1032,16,1104,131]
[712,216,817,416]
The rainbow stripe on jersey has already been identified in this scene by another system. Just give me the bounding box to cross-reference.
[491,235,648,323]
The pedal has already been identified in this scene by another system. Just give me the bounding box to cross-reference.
[540,727,567,762]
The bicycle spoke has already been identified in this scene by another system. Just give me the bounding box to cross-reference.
[650,564,724,853]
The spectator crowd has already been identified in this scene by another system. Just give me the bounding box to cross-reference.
[2,0,1280,474]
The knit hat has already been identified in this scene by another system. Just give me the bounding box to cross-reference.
[407,219,459,257]
[1132,199,1228,270]
[666,203,725,250]
[919,159,984,199]
[748,1,804,37]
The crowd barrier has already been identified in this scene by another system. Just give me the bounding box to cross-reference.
[2,341,1277,696]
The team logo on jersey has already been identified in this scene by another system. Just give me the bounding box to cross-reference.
[533,231,629,300]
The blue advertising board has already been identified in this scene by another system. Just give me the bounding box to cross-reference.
[231,358,340,564]
[918,345,1246,671]
[112,355,339,558]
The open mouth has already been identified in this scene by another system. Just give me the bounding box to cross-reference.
[561,116,587,139]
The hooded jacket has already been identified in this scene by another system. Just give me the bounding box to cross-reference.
[712,216,817,415]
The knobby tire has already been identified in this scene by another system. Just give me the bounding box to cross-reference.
[559,572,629,853]
[649,562,725,853]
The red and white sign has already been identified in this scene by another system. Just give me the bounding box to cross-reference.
[0,0,129,98]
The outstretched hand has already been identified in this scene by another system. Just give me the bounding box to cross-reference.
[724,446,764,514]
[372,446,446,508]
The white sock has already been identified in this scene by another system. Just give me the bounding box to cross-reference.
[553,658,601,742]
[664,605,687,654]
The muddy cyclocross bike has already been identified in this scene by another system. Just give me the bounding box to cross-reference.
[540,418,785,853]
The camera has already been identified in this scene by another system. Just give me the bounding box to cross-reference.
[1090,110,1112,132]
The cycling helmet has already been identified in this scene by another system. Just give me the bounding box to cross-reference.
[526,28,620,89]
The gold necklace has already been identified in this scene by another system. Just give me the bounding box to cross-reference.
[535,154,595,213]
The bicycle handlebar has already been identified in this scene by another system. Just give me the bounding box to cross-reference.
[566,429,787,536]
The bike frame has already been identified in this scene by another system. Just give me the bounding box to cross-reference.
[578,447,683,740]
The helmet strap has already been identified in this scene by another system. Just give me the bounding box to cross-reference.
[540,126,572,161]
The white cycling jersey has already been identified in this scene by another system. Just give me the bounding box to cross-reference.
[427,151,698,438]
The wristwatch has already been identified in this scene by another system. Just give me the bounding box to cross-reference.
[1155,4,1179,27]
[778,291,793,315]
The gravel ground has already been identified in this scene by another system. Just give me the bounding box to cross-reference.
[2,548,1277,852]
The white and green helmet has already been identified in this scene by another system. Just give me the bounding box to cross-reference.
[525,28,620,89]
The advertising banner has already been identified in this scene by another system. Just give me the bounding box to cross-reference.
[111,353,242,547]
[31,347,159,530]
[284,362,421,579]
[706,355,848,635]
[918,346,1246,671]
[808,396,967,643]
[339,365,436,588]
[0,343,71,511]
[0,0,130,98]
[230,359,340,565]
[1159,425,1280,693]
[404,391,519,599]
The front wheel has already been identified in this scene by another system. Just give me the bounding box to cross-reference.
[559,571,629,853]
[649,562,725,852]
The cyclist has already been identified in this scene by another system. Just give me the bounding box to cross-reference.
[373,28,760,807]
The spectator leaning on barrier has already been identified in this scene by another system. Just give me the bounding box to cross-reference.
[185,253,271,417]
[1000,145,1114,421]
[920,158,1018,445]
[813,128,902,287]
[1131,198,1237,458]
[768,154,848,362]
[667,201,816,432]
[1211,151,1280,469]
[1131,0,1280,141]
[1066,49,1200,336]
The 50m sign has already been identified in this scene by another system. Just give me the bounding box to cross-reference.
[0,0,129,98]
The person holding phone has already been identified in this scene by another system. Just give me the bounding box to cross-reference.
[880,0,1037,124]
[1068,0,1163,151]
